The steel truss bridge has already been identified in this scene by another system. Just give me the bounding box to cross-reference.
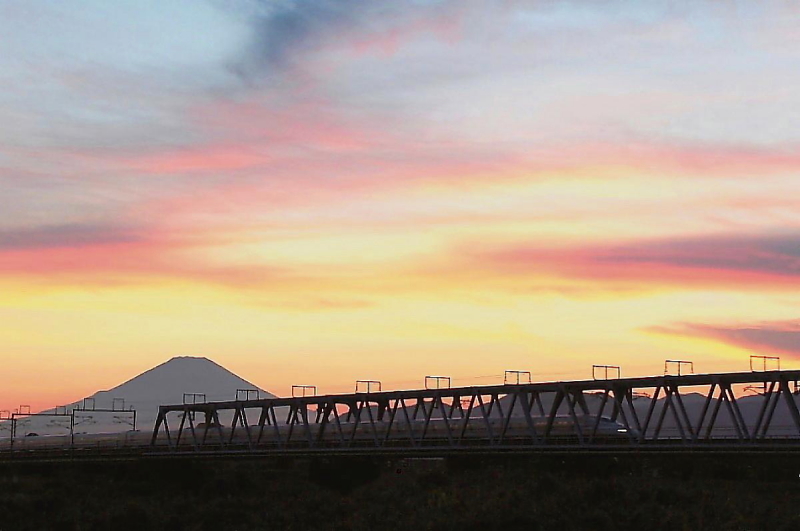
[150,370,800,455]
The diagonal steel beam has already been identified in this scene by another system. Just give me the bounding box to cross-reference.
[753,381,777,439]
[780,378,800,436]
[590,390,610,441]
[672,386,696,441]
[695,383,717,441]
[641,385,662,440]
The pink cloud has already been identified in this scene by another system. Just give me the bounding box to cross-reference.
[647,320,800,358]
[124,145,270,174]
[542,141,800,177]
[196,97,374,154]
[348,9,465,56]
[466,232,800,290]
[0,227,287,289]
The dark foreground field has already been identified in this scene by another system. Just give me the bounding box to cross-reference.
[1,452,799,530]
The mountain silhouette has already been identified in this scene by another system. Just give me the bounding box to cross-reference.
[6,356,274,436]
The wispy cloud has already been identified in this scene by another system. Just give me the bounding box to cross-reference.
[467,233,800,290]
[0,222,289,289]
[4,0,800,406]
[235,0,465,76]
[646,320,800,358]
[0,223,143,251]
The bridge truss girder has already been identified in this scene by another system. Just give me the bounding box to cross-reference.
[150,370,800,454]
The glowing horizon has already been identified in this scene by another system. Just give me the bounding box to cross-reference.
[1,1,799,411]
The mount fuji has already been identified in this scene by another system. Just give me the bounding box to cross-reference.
[5,356,275,437]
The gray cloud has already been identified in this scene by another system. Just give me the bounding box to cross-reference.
[231,0,450,80]
[0,223,144,251]
[478,232,800,286]
[598,234,800,277]
[247,0,356,69]
[647,320,800,358]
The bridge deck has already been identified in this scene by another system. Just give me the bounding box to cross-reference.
[157,370,800,411]
[150,370,800,454]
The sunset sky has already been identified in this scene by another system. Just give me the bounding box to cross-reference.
[1,1,799,410]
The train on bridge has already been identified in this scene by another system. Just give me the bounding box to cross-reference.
[2,368,800,457]
[2,413,634,455]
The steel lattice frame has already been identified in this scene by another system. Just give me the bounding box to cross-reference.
[150,370,800,454]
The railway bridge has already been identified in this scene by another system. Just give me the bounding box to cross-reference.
[149,369,800,456]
